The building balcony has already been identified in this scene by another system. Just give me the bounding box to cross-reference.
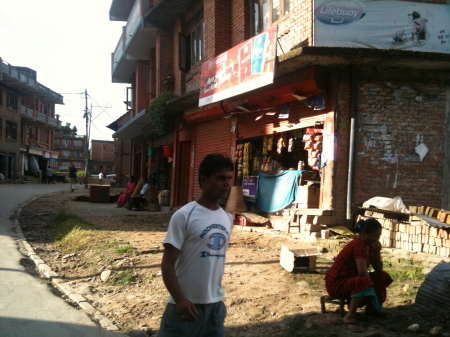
[21,104,59,128]
[144,0,197,29]
[1,59,64,103]
[111,0,157,83]
[0,59,36,93]
[20,105,34,119]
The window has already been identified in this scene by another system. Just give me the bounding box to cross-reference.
[50,161,59,167]
[6,121,17,140]
[179,8,204,72]
[40,128,49,143]
[62,150,70,158]
[41,103,50,115]
[73,151,82,158]
[74,140,82,147]
[28,125,37,141]
[0,89,3,106]
[60,162,69,169]
[7,93,18,110]
[74,162,81,169]
[253,0,290,34]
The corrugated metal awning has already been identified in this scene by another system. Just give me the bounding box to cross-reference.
[112,109,149,139]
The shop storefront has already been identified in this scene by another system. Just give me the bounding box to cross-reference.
[234,97,331,216]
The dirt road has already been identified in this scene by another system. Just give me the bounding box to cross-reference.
[18,188,449,336]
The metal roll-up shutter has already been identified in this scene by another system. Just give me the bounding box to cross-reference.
[192,118,232,200]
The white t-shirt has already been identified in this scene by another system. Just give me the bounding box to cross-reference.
[162,201,233,304]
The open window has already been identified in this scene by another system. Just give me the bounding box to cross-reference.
[252,0,290,35]
[179,8,204,72]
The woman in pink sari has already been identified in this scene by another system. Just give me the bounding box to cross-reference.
[116,176,136,207]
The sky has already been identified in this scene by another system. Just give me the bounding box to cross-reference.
[0,0,128,140]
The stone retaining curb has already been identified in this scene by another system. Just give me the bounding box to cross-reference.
[14,196,121,333]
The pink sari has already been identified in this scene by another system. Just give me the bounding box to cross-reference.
[117,182,136,206]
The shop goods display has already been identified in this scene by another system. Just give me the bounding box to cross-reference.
[303,128,323,170]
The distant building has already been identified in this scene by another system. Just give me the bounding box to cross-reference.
[107,113,132,187]
[0,57,64,179]
[53,128,87,172]
[89,139,115,176]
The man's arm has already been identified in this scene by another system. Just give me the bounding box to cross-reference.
[161,243,198,322]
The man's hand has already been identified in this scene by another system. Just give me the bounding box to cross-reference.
[176,298,198,322]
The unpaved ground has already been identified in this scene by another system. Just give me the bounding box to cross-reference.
[17,188,450,336]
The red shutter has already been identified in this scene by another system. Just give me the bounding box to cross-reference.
[192,118,232,200]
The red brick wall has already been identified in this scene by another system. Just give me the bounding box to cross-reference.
[204,0,232,60]
[156,29,174,96]
[230,0,250,46]
[353,80,446,209]
[135,60,150,113]
[277,1,313,53]
[333,69,448,225]
[91,141,115,161]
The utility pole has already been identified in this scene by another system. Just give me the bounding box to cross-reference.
[84,89,90,189]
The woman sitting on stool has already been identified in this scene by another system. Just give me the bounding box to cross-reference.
[325,218,393,333]
[116,176,136,208]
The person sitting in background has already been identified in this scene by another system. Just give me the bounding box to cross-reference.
[116,176,136,208]
[325,218,393,333]
[126,177,149,211]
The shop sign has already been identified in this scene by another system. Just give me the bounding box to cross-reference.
[199,26,277,107]
[28,148,43,156]
[242,176,259,197]
[314,0,450,54]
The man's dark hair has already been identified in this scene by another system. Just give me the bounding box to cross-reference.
[198,153,234,186]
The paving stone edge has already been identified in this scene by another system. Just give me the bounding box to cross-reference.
[14,196,121,333]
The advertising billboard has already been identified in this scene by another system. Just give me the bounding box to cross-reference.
[313,0,450,54]
[199,27,277,107]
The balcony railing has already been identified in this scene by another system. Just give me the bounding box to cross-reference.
[111,0,145,76]
[21,105,34,118]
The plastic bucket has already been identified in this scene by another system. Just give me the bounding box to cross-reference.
[163,145,173,157]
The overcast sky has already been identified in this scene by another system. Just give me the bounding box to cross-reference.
[0,0,128,140]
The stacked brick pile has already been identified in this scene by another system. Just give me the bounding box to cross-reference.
[358,206,450,258]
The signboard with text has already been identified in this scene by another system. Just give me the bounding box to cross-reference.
[199,26,277,107]
[314,0,450,54]
[242,176,259,197]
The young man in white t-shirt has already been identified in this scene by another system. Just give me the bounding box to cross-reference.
[159,153,234,337]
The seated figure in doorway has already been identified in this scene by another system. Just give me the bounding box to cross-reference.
[325,218,393,333]
[116,176,136,208]
[126,177,149,211]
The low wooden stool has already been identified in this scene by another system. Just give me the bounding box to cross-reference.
[320,296,349,317]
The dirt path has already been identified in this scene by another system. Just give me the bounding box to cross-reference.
[17,189,449,336]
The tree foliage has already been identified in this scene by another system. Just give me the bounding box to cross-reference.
[146,91,177,137]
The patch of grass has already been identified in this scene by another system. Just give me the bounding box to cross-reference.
[115,245,134,254]
[384,262,425,281]
[111,270,138,286]
[52,211,109,253]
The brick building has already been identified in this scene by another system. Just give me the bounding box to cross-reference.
[108,0,450,226]
[88,139,115,177]
[53,129,87,173]
[0,57,64,179]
